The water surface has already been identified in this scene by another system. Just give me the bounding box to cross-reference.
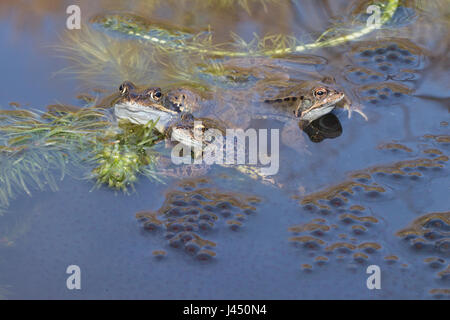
[0,0,449,299]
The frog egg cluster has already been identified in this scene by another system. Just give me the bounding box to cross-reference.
[396,212,449,256]
[290,132,449,287]
[396,211,450,298]
[289,199,384,271]
[359,83,412,106]
[429,288,450,299]
[347,41,424,83]
[344,40,426,109]
[136,177,261,261]
[359,44,420,75]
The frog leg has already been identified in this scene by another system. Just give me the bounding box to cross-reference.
[341,96,368,121]
[234,165,283,188]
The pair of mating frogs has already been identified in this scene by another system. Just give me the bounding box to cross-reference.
[113,75,359,184]
[113,79,351,150]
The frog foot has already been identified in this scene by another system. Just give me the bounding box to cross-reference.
[342,96,368,121]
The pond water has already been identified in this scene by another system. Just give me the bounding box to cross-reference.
[0,0,449,299]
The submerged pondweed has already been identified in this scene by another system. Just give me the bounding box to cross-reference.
[0,108,106,214]
[0,106,164,212]
[56,0,403,94]
[188,0,279,14]
[92,143,142,191]
[54,25,161,87]
[91,120,163,192]
[90,0,400,57]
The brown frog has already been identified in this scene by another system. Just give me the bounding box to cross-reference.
[254,82,344,150]
[163,87,204,114]
[114,81,182,133]
[118,81,164,107]
[261,83,345,122]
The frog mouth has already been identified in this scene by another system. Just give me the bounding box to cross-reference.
[114,100,177,132]
[296,93,345,119]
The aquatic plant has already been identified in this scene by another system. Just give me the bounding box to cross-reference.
[0,107,163,213]
[186,0,279,15]
[91,0,400,57]
[0,108,104,214]
[54,26,161,88]
[91,120,163,192]
[56,0,404,90]
[0,147,70,215]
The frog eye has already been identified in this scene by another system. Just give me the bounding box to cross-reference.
[119,81,134,96]
[151,90,162,100]
[147,88,162,100]
[314,88,328,97]
[119,84,128,95]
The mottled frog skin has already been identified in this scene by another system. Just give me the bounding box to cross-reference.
[262,84,345,122]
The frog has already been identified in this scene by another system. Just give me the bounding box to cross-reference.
[250,77,363,150]
[261,83,345,122]
[194,57,366,151]
[114,77,351,153]
[163,87,204,114]
[114,81,230,153]
[209,78,349,151]
[113,81,281,186]
[114,81,181,134]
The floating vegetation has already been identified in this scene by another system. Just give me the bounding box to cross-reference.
[187,0,279,15]
[57,1,403,91]
[0,108,105,214]
[91,120,163,192]
[91,0,400,57]
[0,106,163,213]
[90,12,210,43]
[54,26,161,88]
